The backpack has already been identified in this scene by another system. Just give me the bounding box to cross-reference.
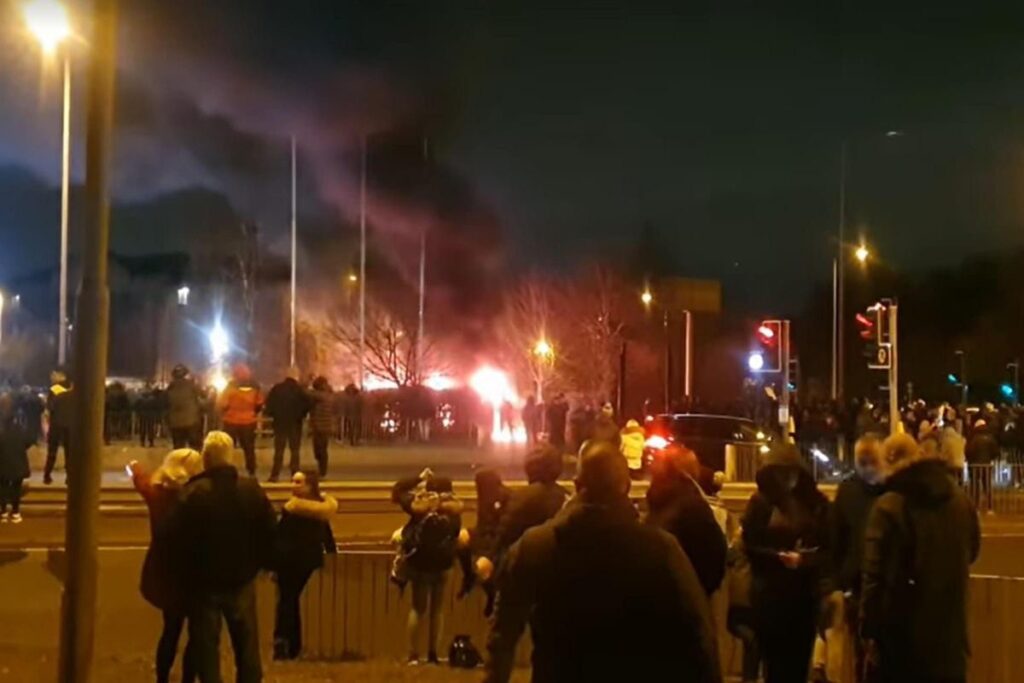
[449,634,482,669]
[406,506,459,573]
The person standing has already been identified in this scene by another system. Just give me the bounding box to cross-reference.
[138,382,164,449]
[742,443,830,683]
[167,365,205,450]
[619,419,646,477]
[861,434,980,683]
[169,431,277,683]
[522,395,540,447]
[823,435,885,681]
[342,383,362,446]
[43,369,73,485]
[130,449,205,683]
[265,371,310,482]
[484,442,721,683]
[272,470,337,660]
[307,377,336,477]
[544,393,568,451]
[391,470,468,665]
[217,364,263,477]
[0,394,31,524]
[646,444,728,597]
[966,418,1000,513]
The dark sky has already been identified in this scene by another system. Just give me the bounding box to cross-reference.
[3,0,1024,312]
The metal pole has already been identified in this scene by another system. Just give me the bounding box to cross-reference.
[1014,360,1021,408]
[889,303,899,435]
[831,257,838,400]
[417,138,427,383]
[289,136,297,369]
[683,309,693,401]
[58,0,116,680]
[358,136,367,388]
[781,320,791,430]
[0,293,4,346]
[59,51,72,366]
[662,309,670,412]
[836,141,848,399]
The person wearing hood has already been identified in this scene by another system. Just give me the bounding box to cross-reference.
[44,369,73,485]
[860,433,980,683]
[966,418,1000,512]
[619,419,646,478]
[484,441,721,683]
[217,363,264,476]
[307,377,336,477]
[742,443,830,683]
[167,365,205,450]
[646,444,727,597]
[0,393,32,524]
[130,448,205,683]
[272,469,337,660]
[391,469,468,665]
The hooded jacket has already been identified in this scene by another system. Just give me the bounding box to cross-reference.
[484,500,721,683]
[489,453,568,565]
[218,380,263,427]
[275,495,338,575]
[0,417,31,481]
[647,472,727,596]
[166,376,203,429]
[619,420,645,470]
[264,378,310,430]
[830,474,884,593]
[860,457,980,681]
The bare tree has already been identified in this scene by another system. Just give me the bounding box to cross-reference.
[494,274,561,398]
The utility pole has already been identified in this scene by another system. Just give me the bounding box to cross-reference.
[417,137,427,383]
[662,310,670,412]
[58,0,116,680]
[358,136,367,389]
[1010,360,1021,407]
[780,320,792,432]
[888,303,899,435]
[682,309,693,402]
[289,136,297,369]
[58,50,72,366]
[834,141,848,401]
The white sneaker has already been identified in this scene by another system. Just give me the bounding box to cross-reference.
[0,512,9,524]
[9,513,22,524]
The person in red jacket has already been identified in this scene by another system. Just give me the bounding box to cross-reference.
[217,363,263,476]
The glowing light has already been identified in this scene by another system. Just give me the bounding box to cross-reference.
[177,285,190,306]
[644,434,670,450]
[641,290,653,306]
[209,323,230,363]
[363,375,399,392]
[811,448,830,463]
[747,352,765,372]
[755,431,766,441]
[759,444,771,454]
[423,373,457,391]
[855,245,870,263]
[23,0,71,54]
[210,370,228,393]
[533,339,553,358]
[757,324,775,340]
[470,366,523,444]
[491,425,528,445]
[347,273,358,283]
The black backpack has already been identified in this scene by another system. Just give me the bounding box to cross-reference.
[449,634,482,669]
[407,510,458,573]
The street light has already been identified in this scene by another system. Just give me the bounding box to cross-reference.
[640,289,653,306]
[209,322,230,363]
[855,245,870,263]
[532,338,554,402]
[23,0,73,366]
[533,338,553,358]
[176,285,190,306]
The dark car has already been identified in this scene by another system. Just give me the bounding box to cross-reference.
[643,413,766,474]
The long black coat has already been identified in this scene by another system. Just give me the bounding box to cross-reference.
[861,458,980,681]
[274,496,337,577]
[0,419,31,481]
[830,475,884,594]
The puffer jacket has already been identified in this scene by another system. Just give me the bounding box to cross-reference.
[308,389,337,434]
[275,495,338,575]
[620,420,645,470]
[218,381,263,427]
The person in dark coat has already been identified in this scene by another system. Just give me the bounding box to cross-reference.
[307,377,336,477]
[265,372,311,482]
[137,382,166,448]
[861,434,980,683]
[484,442,721,683]
[342,383,363,446]
[544,393,568,450]
[167,365,204,450]
[522,395,540,447]
[465,469,510,601]
[966,419,1001,511]
[646,444,728,597]
[0,394,32,524]
[131,449,205,683]
[742,443,830,683]
[169,431,277,683]
[44,370,73,485]
[272,469,337,660]
[828,434,885,677]
[16,387,45,445]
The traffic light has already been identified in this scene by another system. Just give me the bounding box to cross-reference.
[1001,383,1015,400]
[856,312,875,340]
[749,320,782,373]
[948,373,961,385]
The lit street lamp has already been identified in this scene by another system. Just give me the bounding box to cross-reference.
[855,244,870,263]
[23,0,73,366]
[209,322,230,363]
[532,338,554,402]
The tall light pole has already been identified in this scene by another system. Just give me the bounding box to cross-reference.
[59,0,117,679]
[533,338,553,403]
[358,136,367,388]
[833,141,848,402]
[23,0,73,367]
[289,136,297,369]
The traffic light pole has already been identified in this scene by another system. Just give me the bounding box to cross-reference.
[780,320,792,432]
[888,303,899,435]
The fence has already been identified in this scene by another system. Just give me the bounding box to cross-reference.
[965,463,1024,515]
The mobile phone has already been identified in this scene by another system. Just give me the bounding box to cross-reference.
[125,464,133,477]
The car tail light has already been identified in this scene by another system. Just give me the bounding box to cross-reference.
[644,434,670,450]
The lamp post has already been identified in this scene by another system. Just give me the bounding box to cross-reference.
[532,338,553,403]
[641,287,693,411]
[23,0,73,366]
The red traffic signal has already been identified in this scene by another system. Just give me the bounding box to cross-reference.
[856,312,875,340]
[751,320,783,372]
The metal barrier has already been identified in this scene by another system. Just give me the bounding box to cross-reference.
[965,464,1024,515]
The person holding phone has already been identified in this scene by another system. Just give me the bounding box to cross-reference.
[741,443,830,683]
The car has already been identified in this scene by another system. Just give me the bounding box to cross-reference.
[643,413,767,474]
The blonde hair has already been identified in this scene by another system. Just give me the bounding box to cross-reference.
[202,430,236,469]
[153,449,204,487]
[882,433,921,475]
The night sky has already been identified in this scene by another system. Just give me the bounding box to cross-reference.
[3,1,1024,312]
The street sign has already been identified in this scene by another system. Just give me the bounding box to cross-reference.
[869,342,892,370]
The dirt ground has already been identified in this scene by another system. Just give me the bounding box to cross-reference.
[0,646,529,682]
